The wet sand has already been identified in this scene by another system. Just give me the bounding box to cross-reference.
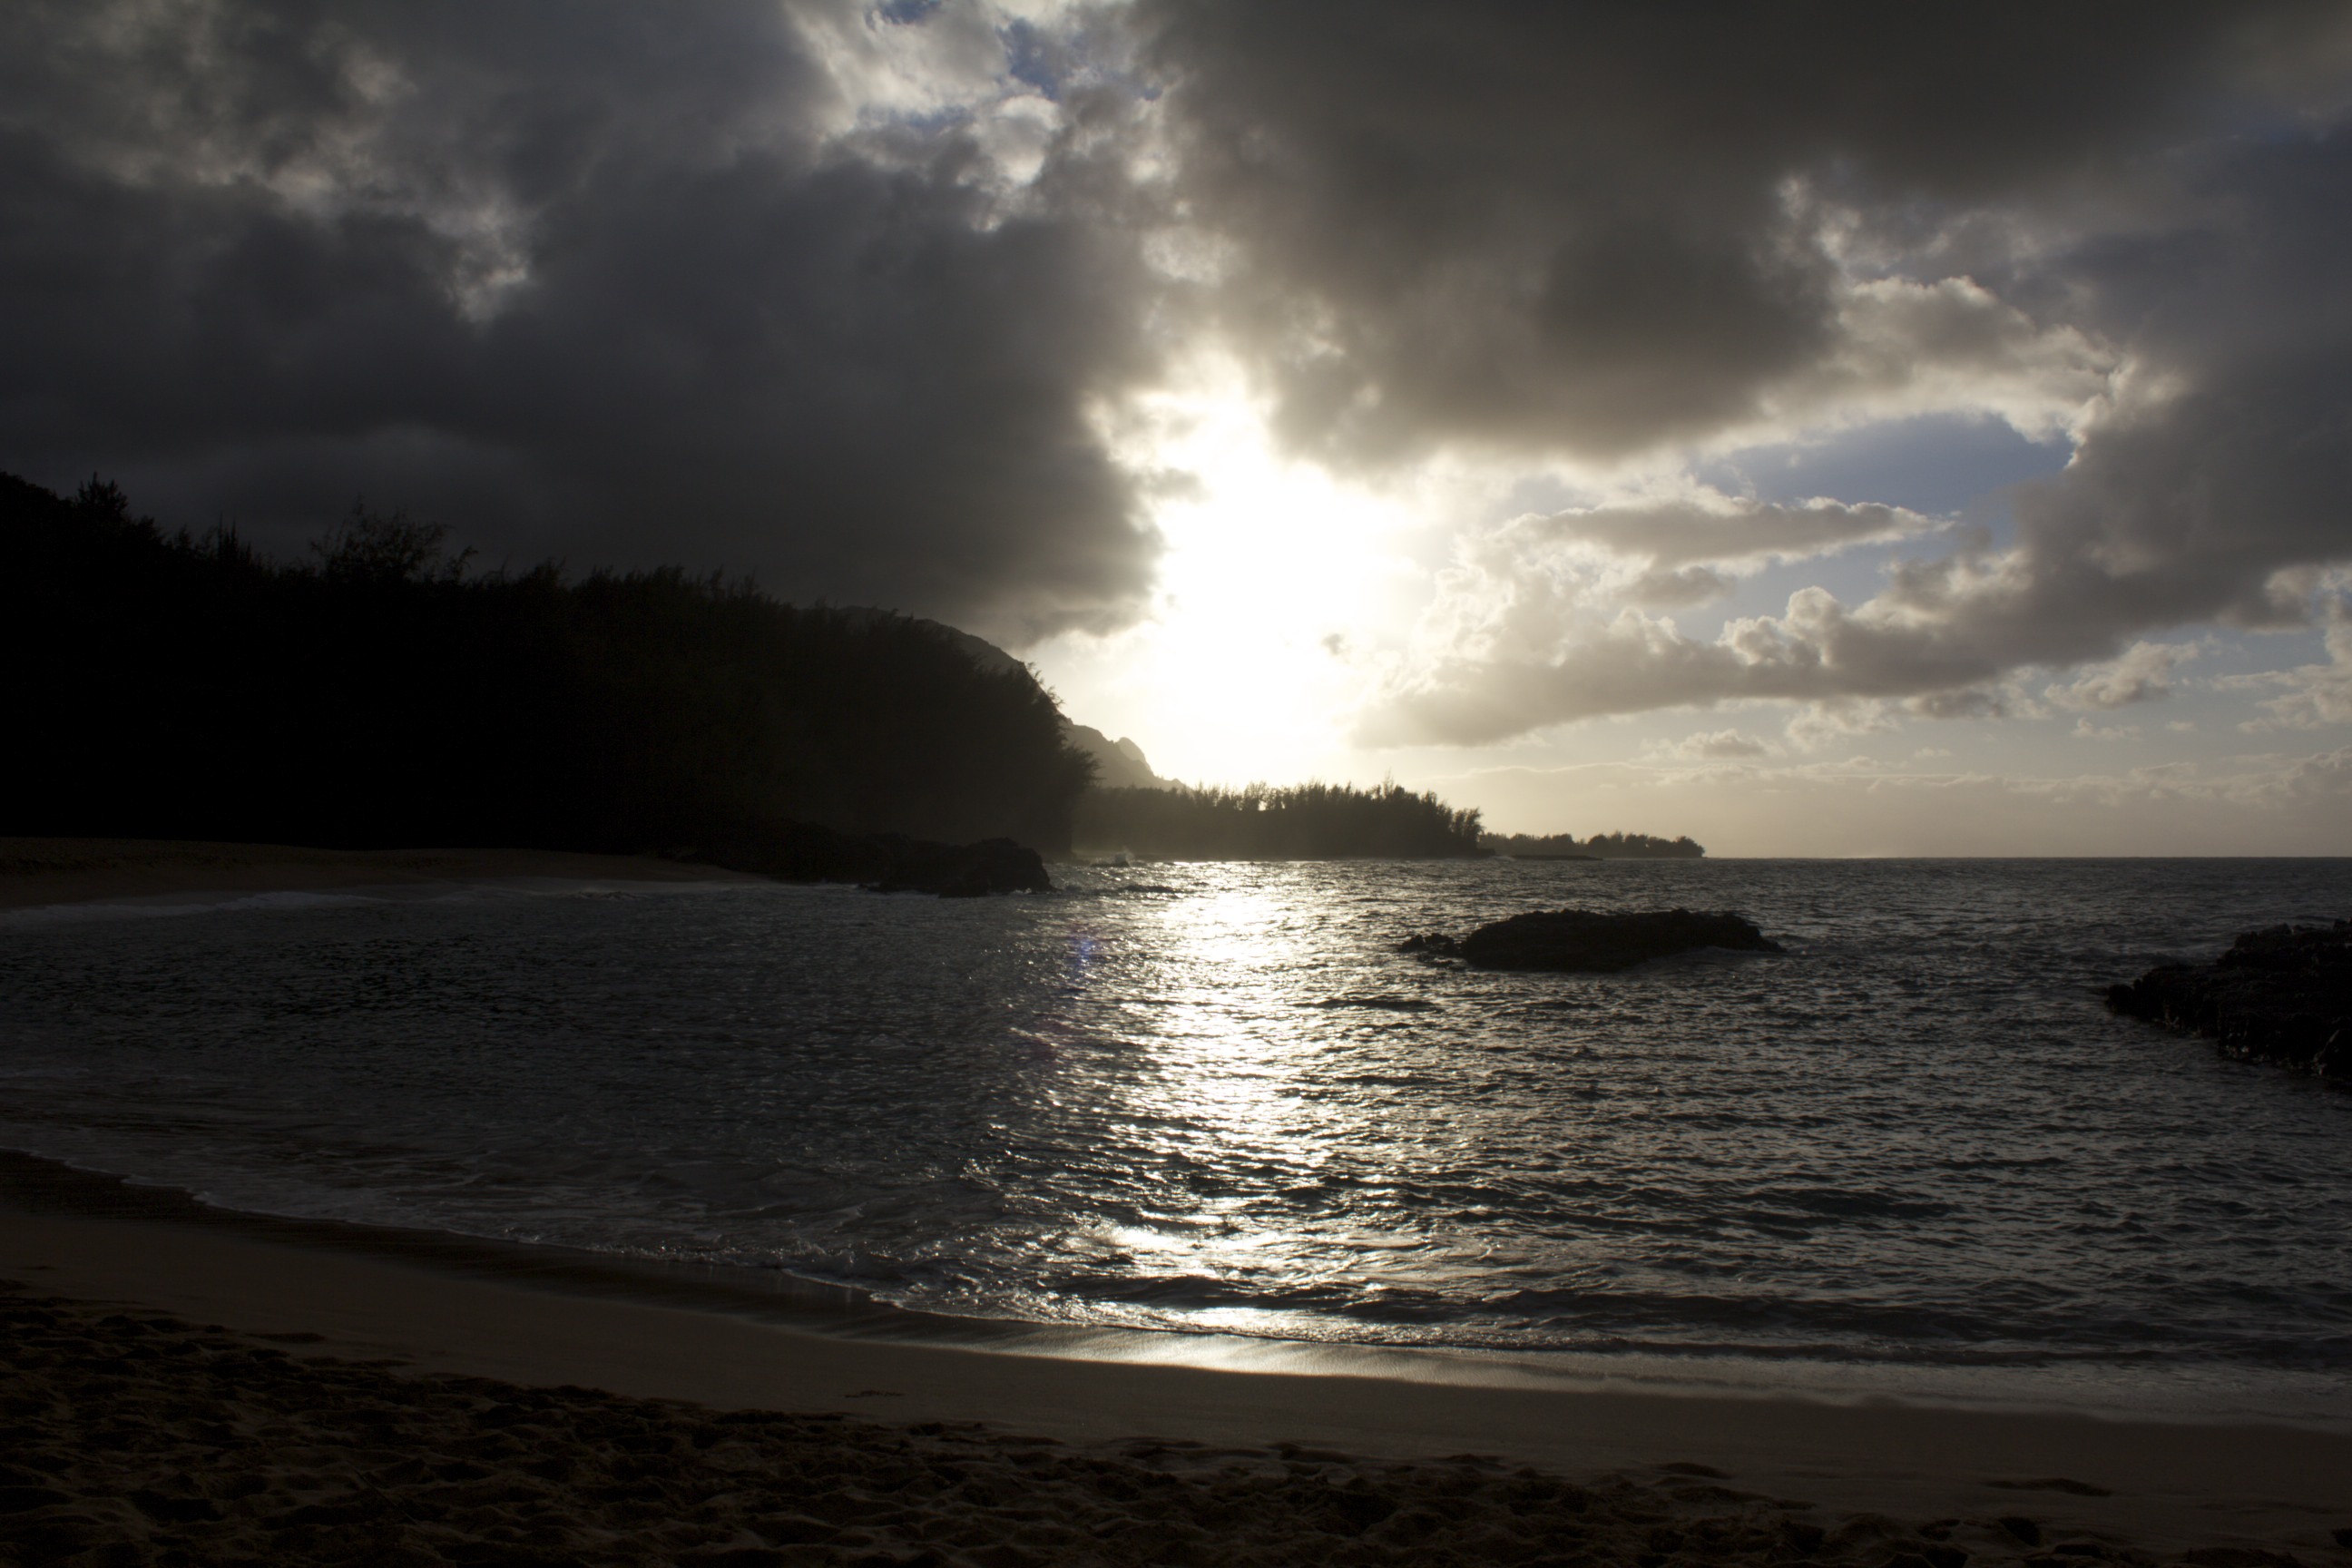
[3,1170,2348,1565]
[0,836,771,911]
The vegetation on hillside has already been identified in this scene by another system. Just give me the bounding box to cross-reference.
[1482,830,1706,859]
[1075,780,1484,859]
[1,475,1093,856]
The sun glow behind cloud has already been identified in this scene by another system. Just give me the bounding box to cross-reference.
[1034,366,1423,785]
[6,2,2349,850]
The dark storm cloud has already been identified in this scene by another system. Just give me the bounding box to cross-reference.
[1140,0,2346,466]
[1368,166,2352,750]
[1159,4,2352,742]
[0,1,1159,640]
[9,0,2349,692]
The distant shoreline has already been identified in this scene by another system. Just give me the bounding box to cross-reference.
[0,837,772,912]
[14,840,2347,915]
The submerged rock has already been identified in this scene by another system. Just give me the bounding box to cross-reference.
[1401,907,1780,972]
[2105,919,2351,1079]
[871,837,1053,897]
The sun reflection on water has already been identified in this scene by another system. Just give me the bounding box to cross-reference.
[1029,871,1406,1330]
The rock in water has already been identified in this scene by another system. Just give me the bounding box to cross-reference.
[2106,919,2351,1079]
[1401,908,1779,972]
[873,837,1053,897]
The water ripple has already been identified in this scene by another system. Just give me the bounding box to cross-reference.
[2,858,2349,1405]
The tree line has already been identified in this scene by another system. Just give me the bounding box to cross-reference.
[1482,830,1706,858]
[1,474,1093,857]
[1075,780,1485,859]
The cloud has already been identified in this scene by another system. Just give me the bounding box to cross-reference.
[1124,4,2352,743]
[6,0,2349,701]
[1361,123,2352,743]
[1784,700,1900,750]
[1903,688,2007,720]
[0,0,1161,642]
[1423,489,1939,622]
[1540,493,1937,571]
[1362,572,2017,747]
[1645,729,1772,761]
[1138,1,2341,466]
[2044,641,2198,710]
[2232,600,2352,730]
[1623,565,1732,609]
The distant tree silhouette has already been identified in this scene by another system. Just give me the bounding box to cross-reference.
[311,503,475,585]
[1,473,1093,858]
[1075,779,1484,859]
[1482,830,1705,859]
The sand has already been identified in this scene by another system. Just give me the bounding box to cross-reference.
[3,1177,2348,1567]
[0,1281,1925,1568]
[5,842,2350,1563]
[0,837,772,911]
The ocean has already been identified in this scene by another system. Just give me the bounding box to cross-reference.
[4,858,2347,1422]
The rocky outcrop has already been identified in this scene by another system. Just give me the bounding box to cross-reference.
[833,609,1171,796]
[692,823,1052,897]
[1402,907,1779,972]
[2105,919,2351,1079]
[870,837,1054,897]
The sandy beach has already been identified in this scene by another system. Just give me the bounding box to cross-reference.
[3,1153,2348,1566]
[5,842,2351,1563]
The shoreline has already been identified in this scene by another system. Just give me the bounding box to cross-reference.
[4,1153,2350,1558]
[0,835,775,912]
[8,842,2352,1557]
[4,1152,2340,1436]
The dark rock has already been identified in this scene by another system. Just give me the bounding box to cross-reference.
[2105,919,2350,1079]
[1400,907,1780,972]
[689,823,1051,897]
[873,837,1053,897]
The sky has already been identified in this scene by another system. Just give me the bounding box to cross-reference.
[4,1,2350,854]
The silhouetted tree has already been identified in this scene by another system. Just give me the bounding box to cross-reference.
[1481,830,1705,858]
[1075,779,1484,859]
[0,473,1093,857]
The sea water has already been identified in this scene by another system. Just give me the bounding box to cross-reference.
[3,859,2347,1420]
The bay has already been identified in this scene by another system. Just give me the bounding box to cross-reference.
[4,858,2347,1417]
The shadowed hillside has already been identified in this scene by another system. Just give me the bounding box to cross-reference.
[1,475,1093,858]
